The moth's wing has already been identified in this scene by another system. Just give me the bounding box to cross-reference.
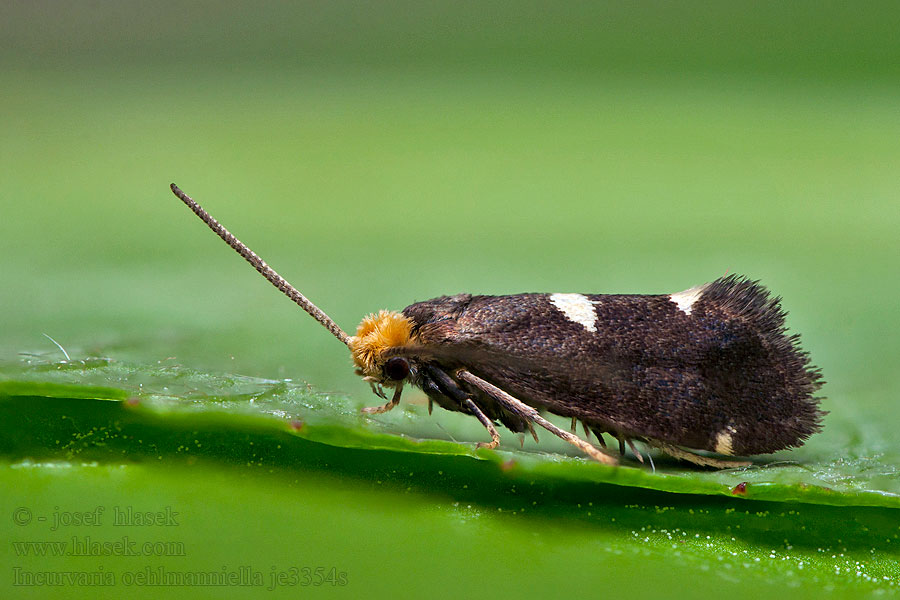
[403,283,823,455]
[401,293,638,434]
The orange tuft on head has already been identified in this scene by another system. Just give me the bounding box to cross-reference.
[349,310,413,380]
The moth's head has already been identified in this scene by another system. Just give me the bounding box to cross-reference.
[349,310,414,386]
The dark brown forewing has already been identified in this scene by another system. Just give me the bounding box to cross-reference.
[400,278,823,455]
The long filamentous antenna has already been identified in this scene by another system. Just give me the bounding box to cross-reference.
[170,183,351,346]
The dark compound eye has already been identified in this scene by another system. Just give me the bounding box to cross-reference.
[383,356,410,381]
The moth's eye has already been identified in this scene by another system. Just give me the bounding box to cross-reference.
[383,357,410,381]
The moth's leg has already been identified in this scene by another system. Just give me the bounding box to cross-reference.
[581,422,591,440]
[622,439,656,472]
[423,365,502,450]
[420,375,441,417]
[572,419,596,443]
[570,419,598,444]
[457,370,617,466]
[368,381,387,400]
[649,441,751,469]
[527,422,539,443]
[464,398,501,450]
[626,439,645,464]
[589,427,607,448]
[361,385,403,415]
[421,376,440,413]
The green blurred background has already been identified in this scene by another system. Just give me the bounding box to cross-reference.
[2,2,899,596]
[3,1,899,435]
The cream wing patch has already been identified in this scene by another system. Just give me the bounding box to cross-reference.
[714,425,737,455]
[549,293,598,332]
[669,282,710,315]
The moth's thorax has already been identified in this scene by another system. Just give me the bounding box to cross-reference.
[349,310,415,381]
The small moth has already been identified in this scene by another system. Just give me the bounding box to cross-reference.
[170,184,824,468]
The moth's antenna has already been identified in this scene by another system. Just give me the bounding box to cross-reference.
[170,183,351,346]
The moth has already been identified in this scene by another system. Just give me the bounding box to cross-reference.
[170,184,824,468]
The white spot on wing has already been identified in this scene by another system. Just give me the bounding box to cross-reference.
[549,293,597,332]
[714,426,737,455]
[669,282,710,315]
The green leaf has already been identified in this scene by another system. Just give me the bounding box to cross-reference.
[2,359,898,507]
[1,359,897,598]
